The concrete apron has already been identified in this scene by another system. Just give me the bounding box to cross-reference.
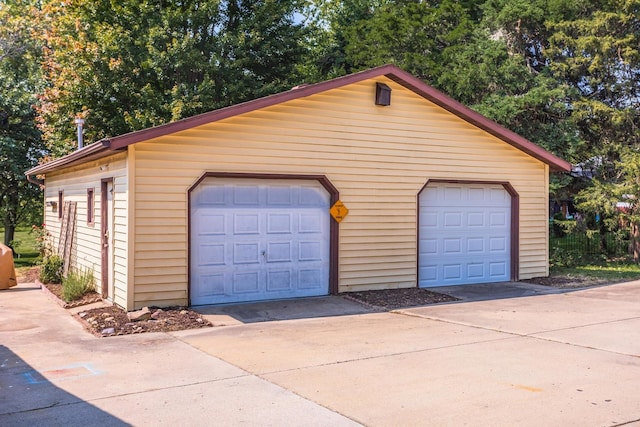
[3,281,640,426]
[0,283,359,426]
[173,281,640,427]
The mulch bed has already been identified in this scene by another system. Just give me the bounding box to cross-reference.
[42,282,103,308]
[343,287,458,310]
[77,305,212,337]
[39,281,212,337]
[521,276,618,289]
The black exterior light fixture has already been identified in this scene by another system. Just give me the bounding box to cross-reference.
[375,82,391,106]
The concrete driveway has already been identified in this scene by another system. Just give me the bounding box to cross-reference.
[2,281,640,426]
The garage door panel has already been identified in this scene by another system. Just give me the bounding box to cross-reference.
[267,186,293,205]
[467,263,484,279]
[267,213,292,234]
[490,211,508,227]
[234,214,259,234]
[490,262,507,277]
[198,244,224,266]
[234,186,260,205]
[267,270,292,291]
[467,212,484,226]
[419,183,511,287]
[299,241,322,260]
[266,241,292,262]
[443,212,462,227]
[443,264,462,280]
[443,238,462,254]
[299,212,323,233]
[489,237,507,252]
[299,269,322,289]
[197,274,225,297]
[233,243,260,264]
[191,178,330,305]
[234,272,260,293]
[467,238,484,252]
[199,214,225,234]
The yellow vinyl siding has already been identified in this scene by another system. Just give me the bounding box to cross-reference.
[131,77,549,307]
[43,153,129,307]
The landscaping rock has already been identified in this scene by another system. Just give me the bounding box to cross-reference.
[127,307,151,322]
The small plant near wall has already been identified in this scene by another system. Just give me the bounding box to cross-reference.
[31,224,52,258]
[39,255,63,284]
[62,268,95,302]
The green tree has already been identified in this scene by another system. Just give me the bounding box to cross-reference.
[0,0,45,248]
[39,0,309,155]
[575,149,640,262]
[547,0,640,178]
[306,0,474,82]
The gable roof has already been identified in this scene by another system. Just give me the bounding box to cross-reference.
[26,64,571,177]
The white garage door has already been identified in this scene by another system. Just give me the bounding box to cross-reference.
[190,178,331,305]
[419,183,511,287]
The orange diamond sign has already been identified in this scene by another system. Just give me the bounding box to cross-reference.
[330,200,349,223]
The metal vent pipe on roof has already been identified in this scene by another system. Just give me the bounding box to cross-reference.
[74,117,85,150]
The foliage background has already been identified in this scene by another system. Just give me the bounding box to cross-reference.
[2,0,640,257]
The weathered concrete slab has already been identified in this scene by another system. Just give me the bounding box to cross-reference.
[4,280,640,426]
[193,295,374,324]
[0,284,360,426]
[403,286,640,336]
[262,335,640,426]
[173,312,506,373]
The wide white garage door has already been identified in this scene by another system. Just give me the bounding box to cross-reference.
[419,183,511,287]
[190,178,331,305]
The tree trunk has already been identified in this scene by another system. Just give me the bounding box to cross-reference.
[3,188,19,255]
[599,217,608,254]
[632,223,640,264]
[3,220,15,253]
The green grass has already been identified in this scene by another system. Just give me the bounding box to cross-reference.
[552,262,640,281]
[0,226,41,268]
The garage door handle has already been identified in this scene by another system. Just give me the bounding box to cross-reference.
[262,251,266,257]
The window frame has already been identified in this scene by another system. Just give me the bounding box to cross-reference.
[58,190,63,219]
[87,188,95,225]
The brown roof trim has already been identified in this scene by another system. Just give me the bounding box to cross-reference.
[106,65,405,150]
[26,64,571,176]
[383,71,571,172]
[25,139,116,176]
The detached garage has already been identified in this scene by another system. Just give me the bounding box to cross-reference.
[26,64,570,311]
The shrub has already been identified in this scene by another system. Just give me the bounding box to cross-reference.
[39,255,63,284]
[31,224,52,258]
[62,268,95,302]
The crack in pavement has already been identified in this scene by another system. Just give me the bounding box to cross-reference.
[392,309,640,358]
[0,373,253,417]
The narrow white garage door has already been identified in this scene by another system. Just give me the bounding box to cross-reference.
[190,178,331,305]
[419,183,511,287]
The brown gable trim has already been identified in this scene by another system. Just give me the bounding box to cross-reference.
[27,64,571,177]
[107,65,401,151]
[384,72,571,172]
[25,139,115,176]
